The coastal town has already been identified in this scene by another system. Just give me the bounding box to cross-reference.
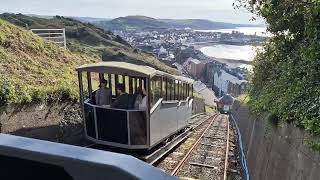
[115,28,266,97]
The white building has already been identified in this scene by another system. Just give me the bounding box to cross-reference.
[214,70,247,96]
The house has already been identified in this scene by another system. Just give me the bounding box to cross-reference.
[185,58,205,78]
[213,69,247,97]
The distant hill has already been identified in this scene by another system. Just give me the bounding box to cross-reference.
[0,13,179,75]
[94,15,256,31]
[161,19,252,30]
[71,16,111,23]
[27,14,111,23]
[95,16,171,31]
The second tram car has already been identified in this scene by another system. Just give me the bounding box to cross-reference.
[76,62,194,150]
[215,94,234,114]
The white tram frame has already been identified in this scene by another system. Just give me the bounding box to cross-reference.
[76,62,194,150]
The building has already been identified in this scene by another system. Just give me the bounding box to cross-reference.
[213,69,247,97]
[158,46,168,59]
[185,58,205,78]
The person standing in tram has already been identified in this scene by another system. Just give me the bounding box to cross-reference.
[134,88,147,110]
[95,78,112,106]
[111,83,130,109]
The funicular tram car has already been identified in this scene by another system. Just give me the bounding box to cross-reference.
[76,62,194,150]
[215,94,234,114]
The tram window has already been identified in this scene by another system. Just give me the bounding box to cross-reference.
[132,78,136,93]
[171,79,175,101]
[118,75,124,83]
[182,83,186,100]
[167,79,172,101]
[128,76,133,94]
[185,83,188,99]
[177,81,180,100]
[151,76,161,107]
[177,80,180,100]
[90,73,100,92]
[181,82,184,100]
[136,78,139,89]
[142,79,145,90]
[179,81,183,100]
[173,79,177,100]
[180,83,182,99]
[124,76,130,94]
[162,78,167,101]
[81,72,89,99]
[110,74,116,96]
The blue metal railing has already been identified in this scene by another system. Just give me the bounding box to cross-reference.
[230,114,250,180]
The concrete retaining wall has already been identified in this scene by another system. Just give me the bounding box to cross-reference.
[193,97,205,114]
[0,102,85,145]
[232,101,320,180]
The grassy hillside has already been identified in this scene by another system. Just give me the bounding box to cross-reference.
[0,18,98,105]
[0,13,179,75]
[0,13,130,52]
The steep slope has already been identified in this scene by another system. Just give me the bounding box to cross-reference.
[0,19,97,105]
[0,13,179,75]
[0,13,130,50]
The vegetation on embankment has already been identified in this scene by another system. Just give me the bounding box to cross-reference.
[0,19,97,105]
[235,0,320,151]
[237,94,250,105]
[0,13,180,75]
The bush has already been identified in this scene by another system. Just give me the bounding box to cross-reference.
[0,79,17,105]
[236,0,320,151]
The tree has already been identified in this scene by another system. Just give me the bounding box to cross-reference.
[235,0,320,150]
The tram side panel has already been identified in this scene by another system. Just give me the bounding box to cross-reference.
[150,102,179,146]
[186,99,193,125]
[150,100,192,147]
[177,101,188,130]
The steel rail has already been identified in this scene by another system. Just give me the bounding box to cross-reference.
[148,113,215,165]
[191,113,216,130]
[170,114,219,176]
[223,117,230,180]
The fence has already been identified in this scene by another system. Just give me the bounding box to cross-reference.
[31,29,66,48]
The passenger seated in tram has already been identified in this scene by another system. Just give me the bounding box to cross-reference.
[111,83,130,109]
[134,89,147,110]
[95,78,112,106]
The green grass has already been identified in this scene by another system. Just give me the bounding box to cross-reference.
[0,19,97,105]
[237,94,250,104]
[193,91,202,98]
[205,105,216,113]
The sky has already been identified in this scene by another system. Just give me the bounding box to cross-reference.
[0,0,264,24]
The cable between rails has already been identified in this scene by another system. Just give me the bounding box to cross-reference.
[230,114,250,180]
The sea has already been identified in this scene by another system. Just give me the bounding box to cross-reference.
[197,27,267,70]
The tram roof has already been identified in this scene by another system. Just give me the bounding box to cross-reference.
[76,61,194,84]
